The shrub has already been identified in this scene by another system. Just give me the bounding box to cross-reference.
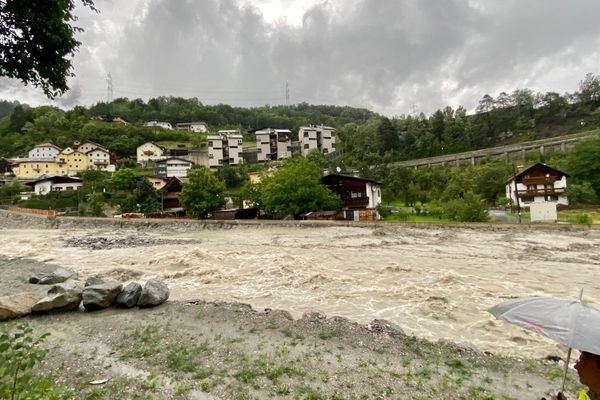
[568,213,593,226]
[0,324,72,400]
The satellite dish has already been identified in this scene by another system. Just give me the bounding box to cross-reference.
[336,167,341,173]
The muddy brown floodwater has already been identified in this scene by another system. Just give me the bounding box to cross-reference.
[1,225,599,359]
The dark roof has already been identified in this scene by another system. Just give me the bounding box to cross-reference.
[505,163,570,184]
[155,157,194,165]
[322,173,383,186]
[25,176,83,186]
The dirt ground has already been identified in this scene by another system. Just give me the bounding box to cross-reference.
[0,257,584,400]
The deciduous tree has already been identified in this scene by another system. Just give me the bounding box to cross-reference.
[0,0,96,98]
[179,166,226,219]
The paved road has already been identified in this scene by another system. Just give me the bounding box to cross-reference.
[489,209,521,223]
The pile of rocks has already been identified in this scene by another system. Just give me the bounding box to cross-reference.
[62,235,200,250]
[0,267,170,321]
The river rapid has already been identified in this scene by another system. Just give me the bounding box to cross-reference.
[1,225,599,359]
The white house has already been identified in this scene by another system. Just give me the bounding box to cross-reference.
[145,120,173,130]
[86,148,116,172]
[176,122,210,132]
[136,142,167,165]
[24,176,83,195]
[155,157,194,177]
[27,143,62,160]
[505,163,569,207]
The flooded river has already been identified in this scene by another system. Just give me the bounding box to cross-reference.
[1,225,599,359]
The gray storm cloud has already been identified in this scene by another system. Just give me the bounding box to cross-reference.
[2,0,600,116]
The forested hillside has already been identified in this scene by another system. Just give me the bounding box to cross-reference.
[0,73,599,161]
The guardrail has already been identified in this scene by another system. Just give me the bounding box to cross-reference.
[7,206,57,216]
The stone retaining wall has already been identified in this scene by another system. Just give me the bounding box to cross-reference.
[1,209,597,232]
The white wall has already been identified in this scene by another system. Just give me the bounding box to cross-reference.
[530,202,558,222]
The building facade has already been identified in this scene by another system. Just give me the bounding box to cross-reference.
[299,126,336,156]
[136,142,167,165]
[155,157,194,177]
[254,128,292,162]
[144,121,173,130]
[505,163,569,207]
[175,122,209,132]
[86,148,116,172]
[27,143,62,160]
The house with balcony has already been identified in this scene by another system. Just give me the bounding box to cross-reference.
[155,157,194,178]
[207,131,244,168]
[86,148,116,172]
[298,125,336,156]
[136,142,167,165]
[321,173,382,221]
[505,163,569,207]
[175,122,210,132]
[254,128,292,162]
[12,160,59,179]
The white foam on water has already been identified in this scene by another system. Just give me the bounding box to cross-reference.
[2,226,600,358]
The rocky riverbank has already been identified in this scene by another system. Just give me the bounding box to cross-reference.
[0,256,584,400]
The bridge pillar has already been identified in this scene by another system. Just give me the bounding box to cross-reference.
[456,159,460,167]
[503,152,509,162]
[522,149,526,160]
[561,142,566,151]
[539,146,545,155]
[471,157,475,166]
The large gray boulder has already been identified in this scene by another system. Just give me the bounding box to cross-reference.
[30,267,78,285]
[83,282,123,311]
[32,281,83,313]
[137,279,170,308]
[0,292,44,321]
[85,276,105,287]
[116,282,142,308]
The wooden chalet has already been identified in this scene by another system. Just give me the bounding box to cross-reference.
[505,163,570,206]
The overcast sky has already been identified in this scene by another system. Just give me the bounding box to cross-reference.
[1,0,599,117]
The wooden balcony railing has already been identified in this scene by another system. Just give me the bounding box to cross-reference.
[517,188,565,197]
[342,197,370,206]
[522,176,558,185]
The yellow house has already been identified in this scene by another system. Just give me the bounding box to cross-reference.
[56,151,89,175]
[145,175,170,190]
[13,160,60,178]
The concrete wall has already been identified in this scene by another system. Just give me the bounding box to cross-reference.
[1,209,598,233]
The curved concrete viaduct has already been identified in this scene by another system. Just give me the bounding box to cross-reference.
[389,130,598,168]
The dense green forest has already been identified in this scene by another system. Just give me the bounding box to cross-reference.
[1,72,600,163]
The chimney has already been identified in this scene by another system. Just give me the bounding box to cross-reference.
[322,168,330,176]
[352,170,360,178]
[517,165,525,172]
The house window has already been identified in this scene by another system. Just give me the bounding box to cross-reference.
[208,141,213,147]
[331,131,336,137]
[527,185,536,190]
[323,149,329,154]
[303,132,309,138]
[218,159,223,164]
[257,148,262,154]
[209,154,214,159]
[229,158,234,163]
[304,144,309,149]
[238,140,243,145]
[154,182,160,186]
[351,192,362,198]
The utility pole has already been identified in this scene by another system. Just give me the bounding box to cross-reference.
[512,163,522,223]
[285,82,290,107]
[106,72,114,103]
